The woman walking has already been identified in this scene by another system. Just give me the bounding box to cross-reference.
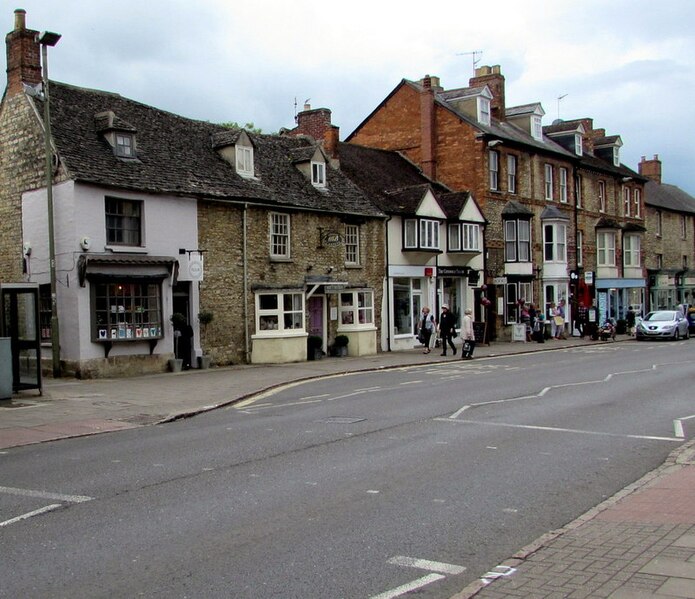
[418,307,435,354]
[460,308,475,359]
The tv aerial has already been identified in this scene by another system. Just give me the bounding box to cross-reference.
[456,50,483,72]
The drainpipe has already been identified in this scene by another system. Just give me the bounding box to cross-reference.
[385,215,392,351]
[243,203,250,362]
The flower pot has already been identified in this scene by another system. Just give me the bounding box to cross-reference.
[168,358,183,372]
[198,356,211,369]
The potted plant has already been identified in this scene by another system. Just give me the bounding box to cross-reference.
[197,311,214,369]
[307,335,323,361]
[168,313,186,372]
[332,334,349,357]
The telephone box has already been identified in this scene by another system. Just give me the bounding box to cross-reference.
[0,283,42,394]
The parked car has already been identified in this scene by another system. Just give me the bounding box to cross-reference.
[635,310,690,341]
[687,307,695,334]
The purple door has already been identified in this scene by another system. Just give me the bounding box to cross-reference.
[308,296,324,340]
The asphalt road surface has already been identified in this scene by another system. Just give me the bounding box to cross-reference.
[1,340,693,598]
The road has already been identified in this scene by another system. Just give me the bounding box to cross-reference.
[1,340,693,598]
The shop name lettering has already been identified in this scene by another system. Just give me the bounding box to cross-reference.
[319,230,343,247]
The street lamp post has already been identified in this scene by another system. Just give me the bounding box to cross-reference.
[38,30,61,378]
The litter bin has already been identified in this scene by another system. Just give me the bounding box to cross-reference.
[0,337,11,399]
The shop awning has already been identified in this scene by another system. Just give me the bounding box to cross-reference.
[78,254,178,286]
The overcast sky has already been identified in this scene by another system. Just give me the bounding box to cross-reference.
[4,1,694,194]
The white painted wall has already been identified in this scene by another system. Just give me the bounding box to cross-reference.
[22,182,198,362]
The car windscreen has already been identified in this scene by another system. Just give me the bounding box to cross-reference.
[645,311,675,322]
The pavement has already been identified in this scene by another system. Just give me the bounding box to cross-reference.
[2,334,694,598]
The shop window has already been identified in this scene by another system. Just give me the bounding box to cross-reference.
[256,291,304,334]
[105,197,142,246]
[339,290,374,327]
[92,281,162,341]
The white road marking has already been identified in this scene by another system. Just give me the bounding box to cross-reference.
[366,489,380,494]
[0,485,93,503]
[674,414,695,438]
[0,504,62,527]
[436,418,681,442]
[369,573,445,599]
[387,555,466,575]
[481,565,517,585]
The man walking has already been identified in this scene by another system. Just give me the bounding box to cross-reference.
[438,304,457,356]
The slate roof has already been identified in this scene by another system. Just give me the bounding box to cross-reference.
[336,142,471,217]
[644,180,695,214]
[47,81,383,218]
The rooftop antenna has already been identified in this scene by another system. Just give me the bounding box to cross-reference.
[557,93,568,121]
[456,50,483,73]
[294,97,298,123]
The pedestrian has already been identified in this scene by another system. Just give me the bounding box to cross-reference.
[533,312,545,343]
[460,308,475,359]
[576,301,588,338]
[521,302,532,342]
[418,306,436,354]
[438,304,457,356]
[555,299,566,339]
[626,306,636,337]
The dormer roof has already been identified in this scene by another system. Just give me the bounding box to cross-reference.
[506,102,545,118]
[94,111,137,133]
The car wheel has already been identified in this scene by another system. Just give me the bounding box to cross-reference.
[686,328,690,340]
[674,329,680,341]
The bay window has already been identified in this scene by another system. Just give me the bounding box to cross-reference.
[256,291,304,333]
[597,231,616,267]
[543,223,567,262]
[404,218,440,250]
[93,280,162,342]
[623,234,641,268]
[505,219,531,262]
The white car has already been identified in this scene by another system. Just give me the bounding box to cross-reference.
[636,310,690,341]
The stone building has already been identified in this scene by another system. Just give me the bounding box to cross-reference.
[638,155,695,310]
[0,9,385,377]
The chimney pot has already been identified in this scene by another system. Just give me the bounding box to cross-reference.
[654,154,658,160]
[304,103,311,111]
[14,9,26,31]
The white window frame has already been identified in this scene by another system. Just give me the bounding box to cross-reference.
[505,219,531,262]
[419,219,440,250]
[256,291,304,335]
[656,210,663,237]
[270,212,290,259]
[597,231,616,267]
[339,290,374,328]
[575,133,583,156]
[489,150,499,191]
[559,168,568,203]
[344,224,360,265]
[507,154,517,194]
[543,222,567,263]
[681,214,687,239]
[532,115,543,140]
[544,164,554,200]
[623,234,641,268]
[623,187,631,217]
[504,281,533,324]
[656,254,663,269]
[575,175,583,208]
[576,230,583,267]
[599,180,606,213]
[478,97,491,125]
[236,145,254,177]
[311,161,326,187]
[448,223,461,251]
[613,146,620,167]
[462,223,480,251]
[633,189,641,218]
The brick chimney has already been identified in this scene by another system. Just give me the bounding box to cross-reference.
[469,65,506,122]
[5,9,42,97]
[292,105,340,159]
[419,75,437,179]
[638,154,662,184]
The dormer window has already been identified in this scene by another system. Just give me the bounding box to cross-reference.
[311,161,326,187]
[613,146,620,167]
[236,145,254,177]
[478,97,491,125]
[115,133,134,158]
[574,133,583,156]
[532,115,543,140]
